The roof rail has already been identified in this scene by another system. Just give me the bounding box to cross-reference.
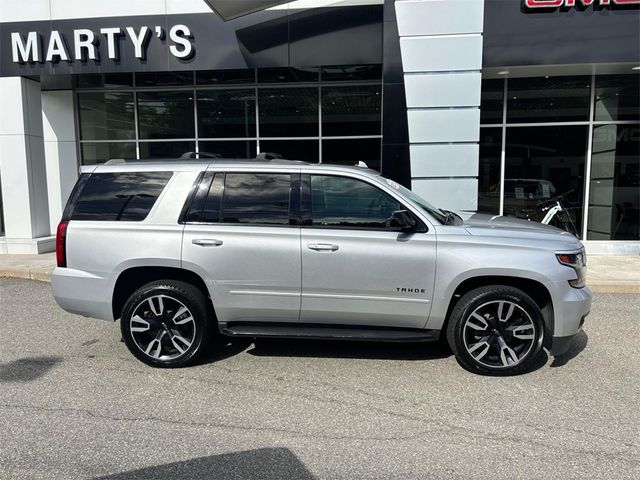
[255,152,283,161]
[181,151,222,159]
[355,161,369,168]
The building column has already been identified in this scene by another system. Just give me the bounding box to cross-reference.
[0,77,53,254]
[42,90,79,234]
[395,0,484,211]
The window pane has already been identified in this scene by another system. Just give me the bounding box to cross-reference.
[587,124,640,240]
[322,85,382,136]
[135,71,193,86]
[137,92,195,139]
[185,172,214,223]
[258,88,318,137]
[197,90,256,138]
[78,92,135,140]
[199,141,257,159]
[260,140,319,162]
[478,128,502,214]
[504,126,587,237]
[595,74,640,122]
[321,65,382,82]
[75,73,133,88]
[196,69,254,85]
[507,76,590,123]
[480,79,504,124]
[310,175,402,230]
[81,142,136,165]
[258,67,319,83]
[70,172,172,221]
[322,138,381,171]
[222,173,291,225]
[139,141,195,159]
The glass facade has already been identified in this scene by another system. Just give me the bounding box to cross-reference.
[76,67,383,167]
[479,73,639,241]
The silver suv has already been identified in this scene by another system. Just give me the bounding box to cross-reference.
[52,159,592,375]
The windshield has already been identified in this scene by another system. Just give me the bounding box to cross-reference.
[390,182,447,224]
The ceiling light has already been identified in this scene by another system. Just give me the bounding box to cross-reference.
[497,70,510,75]
[632,66,640,71]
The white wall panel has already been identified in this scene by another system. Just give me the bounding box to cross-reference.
[50,0,165,20]
[42,90,78,233]
[399,35,482,73]
[0,0,49,23]
[410,144,479,178]
[404,72,481,108]
[396,0,484,37]
[407,108,480,143]
[412,178,478,211]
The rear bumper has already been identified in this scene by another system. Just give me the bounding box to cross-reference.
[51,267,114,321]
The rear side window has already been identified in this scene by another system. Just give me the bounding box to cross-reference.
[69,172,173,221]
[222,173,291,225]
[183,172,292,225]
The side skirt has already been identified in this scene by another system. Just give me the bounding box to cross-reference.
[220,322,439,343]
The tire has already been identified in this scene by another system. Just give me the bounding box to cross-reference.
[120,280,213,368]
[446,285,544,376]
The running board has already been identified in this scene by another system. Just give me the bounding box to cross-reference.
[221,323,438,343]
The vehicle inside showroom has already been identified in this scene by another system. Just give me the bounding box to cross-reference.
[0,0,638,254]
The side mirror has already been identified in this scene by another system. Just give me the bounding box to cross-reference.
[390,210,417,231]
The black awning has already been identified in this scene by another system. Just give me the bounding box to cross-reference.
[203,0,291,20]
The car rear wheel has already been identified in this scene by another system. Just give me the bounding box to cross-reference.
[446,286,544,375]
[120,280,212,368]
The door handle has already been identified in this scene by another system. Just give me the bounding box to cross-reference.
[192,238,223,247]
[307,243,339,252]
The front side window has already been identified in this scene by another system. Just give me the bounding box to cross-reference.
[309,175,402,229]
[70,172,173,221]
[222,173,292,225]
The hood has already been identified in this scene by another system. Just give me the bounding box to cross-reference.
[455,212,579,242]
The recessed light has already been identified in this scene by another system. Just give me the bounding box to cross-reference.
[545,75,550,79]
[632,66,640,71]
[497,70,510,75]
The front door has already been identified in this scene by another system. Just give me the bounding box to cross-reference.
[300,174,437,329]
[182,171,301,324]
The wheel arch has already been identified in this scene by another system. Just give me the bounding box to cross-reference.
[441,276,554,346]
[112,266,214,321]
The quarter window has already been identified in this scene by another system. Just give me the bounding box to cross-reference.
[309,175,402,229]
[70,172,173,221]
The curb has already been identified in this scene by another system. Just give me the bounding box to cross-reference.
[0,270,53,283]
[1,270,639,294]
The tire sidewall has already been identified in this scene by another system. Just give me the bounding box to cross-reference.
[449,287,544,376]
[120,281,209,368]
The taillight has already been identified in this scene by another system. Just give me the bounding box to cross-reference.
[56,221,69,268]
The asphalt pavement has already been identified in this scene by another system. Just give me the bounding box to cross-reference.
[0,279,638,479]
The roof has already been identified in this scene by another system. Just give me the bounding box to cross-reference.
[82,158,381,177]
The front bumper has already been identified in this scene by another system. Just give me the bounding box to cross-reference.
[545,280,592,356]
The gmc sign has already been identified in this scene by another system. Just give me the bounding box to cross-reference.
[525,0,640,7]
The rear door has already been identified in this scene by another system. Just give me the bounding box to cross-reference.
[299,173,437,329]
[182,170,302,324]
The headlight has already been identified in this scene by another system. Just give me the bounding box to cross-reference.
[556,249,587,288]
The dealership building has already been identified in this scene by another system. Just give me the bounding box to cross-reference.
[0,0,638,254]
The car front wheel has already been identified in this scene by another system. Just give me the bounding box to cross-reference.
[120,280,212,368]
[446,286,545,375]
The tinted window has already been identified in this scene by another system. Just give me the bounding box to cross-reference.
[507,76,590,123]
[70,172,173,221]
[222,173,291,225]
[310,175,402,229]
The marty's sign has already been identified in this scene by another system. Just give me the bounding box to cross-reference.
[524,0,640,8]
[10,25,193,64]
